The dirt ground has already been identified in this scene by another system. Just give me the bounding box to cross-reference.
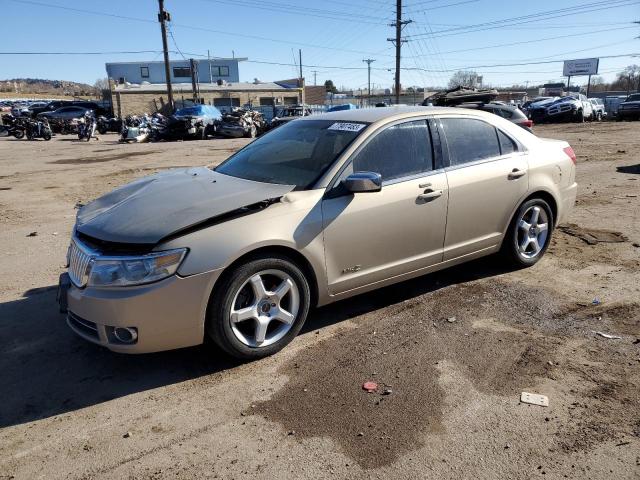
[0,122,638,479]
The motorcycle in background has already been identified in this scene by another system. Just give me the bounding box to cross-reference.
[1,114,28,139]
[77,113,97,141]
[96,116,123,135]
[25,118,52,141]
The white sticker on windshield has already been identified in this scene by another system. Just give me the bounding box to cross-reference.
[328,122,366,132]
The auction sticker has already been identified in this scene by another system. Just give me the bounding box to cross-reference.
[328,122,367,132]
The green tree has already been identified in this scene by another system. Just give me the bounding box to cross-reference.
[324,79,338,93]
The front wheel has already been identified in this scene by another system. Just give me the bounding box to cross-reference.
[13,130,24,139]
[575,109,584,123]
[98,125,108,135]
[500,198,554,267]
[207,255,311,359]
[43,131,51,141]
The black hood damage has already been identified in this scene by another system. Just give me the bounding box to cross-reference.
[75,167,295,245]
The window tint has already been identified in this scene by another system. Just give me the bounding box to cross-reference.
[350,120,433,182]
[216,120,366,187]
[497,130,517,155]
[441,118,500,166]
[498,108,514,119]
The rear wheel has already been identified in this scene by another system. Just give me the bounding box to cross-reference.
[13,130,24,139]
[207,255,311,359]
[501,198,554,267]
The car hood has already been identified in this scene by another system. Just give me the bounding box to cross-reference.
[75,167,295,245]
[529,98,558,108]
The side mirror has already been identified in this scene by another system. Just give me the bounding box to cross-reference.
[342,172,382,193]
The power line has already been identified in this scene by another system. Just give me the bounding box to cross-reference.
[406,0,640,38]
[6,0,397,58]
[424,25,640,56]
[3,51,636,75]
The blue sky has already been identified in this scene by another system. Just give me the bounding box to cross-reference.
[1,0,639,89]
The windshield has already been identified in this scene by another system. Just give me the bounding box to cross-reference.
[215,119,368,187]
[626,94,640,102]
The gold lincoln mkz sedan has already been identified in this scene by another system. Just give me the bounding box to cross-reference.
[58,106,577,359]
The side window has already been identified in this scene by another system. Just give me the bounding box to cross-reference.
[499,108,514,119]
[497,130,518,155]
[441,118,501,166]
[350,120,433,182]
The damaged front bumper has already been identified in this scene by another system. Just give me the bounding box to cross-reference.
[59,269,222,353]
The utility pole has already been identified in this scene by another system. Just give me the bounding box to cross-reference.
[189,58,199,103]
[158,0,174,111]
[363,58,375,105]
[387,0,411,104]
[312,70,318,86]
[298,49,303,82]
[298,49,305,109]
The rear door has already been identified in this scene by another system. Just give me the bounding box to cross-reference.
[322,118,448,294]
[437,116,528,261]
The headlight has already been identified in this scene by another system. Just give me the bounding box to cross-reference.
[87,248,187,287]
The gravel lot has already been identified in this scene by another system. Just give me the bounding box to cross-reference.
[0,122,639,479]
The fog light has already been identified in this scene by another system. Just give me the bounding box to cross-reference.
[113,327,138,344]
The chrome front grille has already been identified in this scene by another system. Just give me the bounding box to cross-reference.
[68,237,94,288]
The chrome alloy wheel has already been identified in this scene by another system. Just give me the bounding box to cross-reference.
[516,205,549,259]
[229,269,300,348]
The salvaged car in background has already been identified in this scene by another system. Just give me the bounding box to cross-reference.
[422,88,532,131]
[269,105,312,130]
[59,106,577,360]
[588,98,606,121]
[616,93,640,121]
[528,93,593,123]
[217,108,267,138]
[457,101,534,132]
[166,105,222,140]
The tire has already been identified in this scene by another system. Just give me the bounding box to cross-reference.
[98,126,108,135]
[207,254,311,360]
[596,112,602,122]
[43,131,51,141]
[575,109,584,123]
[198,127,206,140]
[13,130,24,139]
[500,198,554,268]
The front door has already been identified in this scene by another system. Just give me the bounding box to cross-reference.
[322,119,448,295]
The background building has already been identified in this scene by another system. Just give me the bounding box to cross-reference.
[106,58,246,85]
[111,81,302,117]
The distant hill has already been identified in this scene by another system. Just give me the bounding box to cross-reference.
[0,78,99,96]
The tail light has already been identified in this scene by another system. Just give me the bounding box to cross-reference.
[522,119,533,128]
[563,146,577,165]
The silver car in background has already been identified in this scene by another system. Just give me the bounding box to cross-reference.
[59,107,577,359]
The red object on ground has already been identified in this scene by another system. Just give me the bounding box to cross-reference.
[363,381,378,392]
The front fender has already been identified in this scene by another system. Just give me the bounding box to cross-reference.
[157,189,328,297]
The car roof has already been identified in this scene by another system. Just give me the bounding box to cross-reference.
[297,106,478,123]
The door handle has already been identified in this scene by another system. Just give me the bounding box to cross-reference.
[508,168,526,179]
[417,189,443,201]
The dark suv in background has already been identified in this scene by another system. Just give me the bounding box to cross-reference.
[617,93,640,121]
